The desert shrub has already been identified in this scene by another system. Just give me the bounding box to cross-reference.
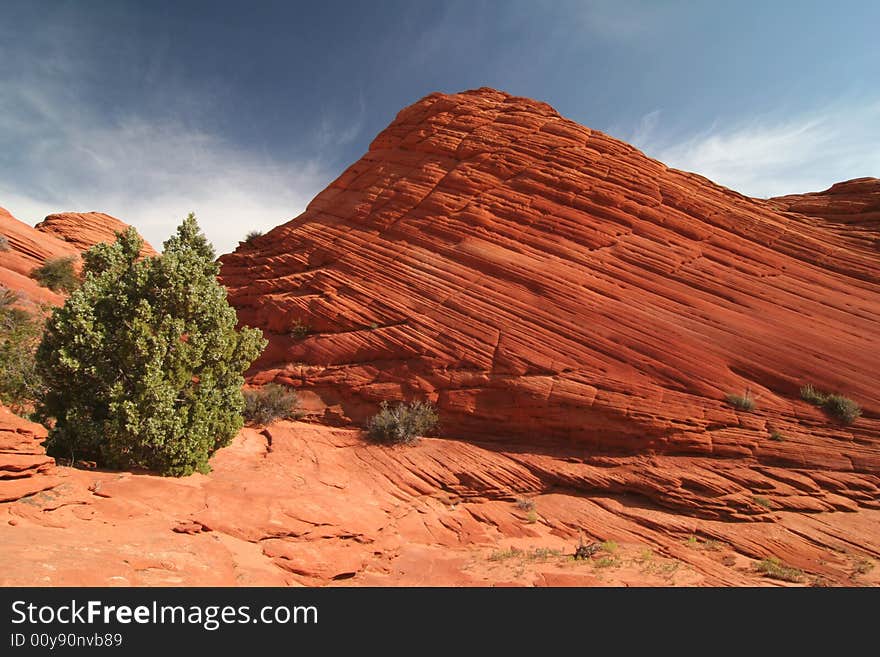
[289,319,310,340]
[0,288,44,412]
[725,391,755,411]
[243,230,263,244]
[800,384,826,405]
[821,394,861,424]
[31,256,79,293]
[0,234,9,251]
[800,383,861,424]
[366,400,439,445]
[769,430,785,441]
[573,540,600,560]
[755,557,804,583]
[243,384,300,426]
[35,215,267,476]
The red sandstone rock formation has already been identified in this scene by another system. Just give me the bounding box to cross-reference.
[768,177,880,247]
[219,89,879,520]
[0,406,58,505]
[0,207,156,306]
[2,88,878,587]
[35,211,158,257]
[769,177,880,227]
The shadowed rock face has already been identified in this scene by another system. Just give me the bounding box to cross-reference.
[219,88,878,451]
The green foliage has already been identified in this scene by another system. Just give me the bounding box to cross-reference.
[755,557,804,583]
[769,430,785,442]
[366,400,439,445]
[31,256,79,293]
[243,230,263,244]
[800,383,861,424]
[0,289,44,413]
[35,215,267,476]
[725,391,755,411]
[242,384,300,426]
[821,394,861,424]
[594,556,621,569]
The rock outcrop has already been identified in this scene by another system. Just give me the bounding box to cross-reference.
[768,177,880,246]
[2,419,877,586]
[219,88,878,493]
[35,212,158,257]
[2,88,878,587]
[0,207,156,306]
[0,406,58,504]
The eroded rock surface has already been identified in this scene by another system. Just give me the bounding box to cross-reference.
[219,88,878,513]
[1,207,156,307]
[1,418,877,587]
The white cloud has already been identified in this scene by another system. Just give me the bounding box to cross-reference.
[315,92,366,149]
[0,73,334,256]
[629,109,661,146]
[631,101,880,198]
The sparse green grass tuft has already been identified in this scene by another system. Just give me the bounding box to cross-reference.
[594,556,621,569]
[800,384,826,405]
[600,540,618,554]
[488,547,561,562]
[635,548,654,563]
[725,391,755,411]
[525,510,538,524]
[488,547,522,561]
[755,557,804,583]
[753,495,773,509]
[769,430,785,442]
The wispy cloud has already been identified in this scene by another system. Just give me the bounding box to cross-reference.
[0,25,335,255]
[315,91,366,149]
[631,101,880,197]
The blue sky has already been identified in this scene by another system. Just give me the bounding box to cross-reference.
[1,0,877,254]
